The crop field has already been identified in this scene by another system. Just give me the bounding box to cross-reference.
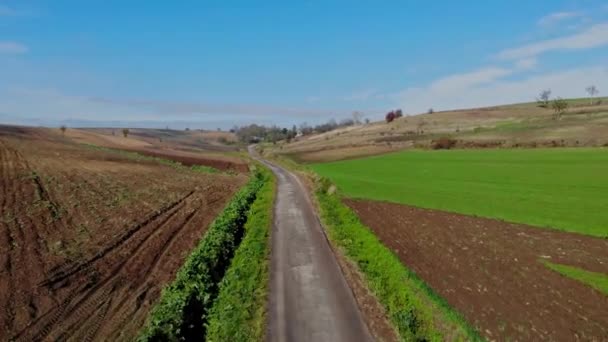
[345,199,608,340]
[0,126,247,341]
[310,147,608,340]
[312,148,608,237]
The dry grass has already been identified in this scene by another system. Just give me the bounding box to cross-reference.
[275,98,608,163]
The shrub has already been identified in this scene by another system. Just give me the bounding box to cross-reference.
[206,169,275,341]
[551,98,568,120]
[138,170,267,341]
[432,137,457,150]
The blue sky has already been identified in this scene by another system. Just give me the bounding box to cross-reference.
[1,1,608,128]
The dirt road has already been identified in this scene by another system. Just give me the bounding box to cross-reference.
[249,147,372,342]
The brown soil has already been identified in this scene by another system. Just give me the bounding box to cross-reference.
[126,147,249,173]
[0,126,246,341]
[345,199,608,341]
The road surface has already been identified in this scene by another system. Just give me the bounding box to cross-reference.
[249,146,373,342]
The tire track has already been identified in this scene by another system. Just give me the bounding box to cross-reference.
[14,191,197,341]
[40,190,194,287]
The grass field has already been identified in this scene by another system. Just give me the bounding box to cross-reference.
[312,148,608,237]
[543,261,608,297]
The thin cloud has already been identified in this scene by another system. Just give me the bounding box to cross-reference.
[0,86,374,128]
[537,11,583,27]
[497,23,608,60]
[429,67,513,91]
[393,66,608,114]
[0,41,28,54]
[515,58,538,70]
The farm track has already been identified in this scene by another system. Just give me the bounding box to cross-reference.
[0,131,245,341]
[250,147,373,342]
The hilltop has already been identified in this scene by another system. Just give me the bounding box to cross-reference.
[271,97,608,163]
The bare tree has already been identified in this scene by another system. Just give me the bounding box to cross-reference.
[586,85,599,105]
[59,125,67,136]
[537,89,552,108]
[352,111,363,125]
[364,118,370,124]
[427,108,434,114]
[551,97,568,120]
[122,128,130,138]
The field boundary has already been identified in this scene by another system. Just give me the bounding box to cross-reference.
[314,180,482,341]
[542,260,608,296]
[205,166,275,341]
[137,168,266,341]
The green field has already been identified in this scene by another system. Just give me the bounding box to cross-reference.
[312,148,608,237]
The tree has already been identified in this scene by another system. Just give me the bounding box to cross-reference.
[352,111,363,125]
[537,89,551,108]
[122,128,130,138]
[428,108,434,114]
[364,118,370,124]
[551,97,568,120]
[586,85,599,105]
[385,111,396,123]
[59,125,67,136]
[394,109,403,118]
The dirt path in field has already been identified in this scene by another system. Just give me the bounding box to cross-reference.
[346,199,608,341]
[249,147,372,342]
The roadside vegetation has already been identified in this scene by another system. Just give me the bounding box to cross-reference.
[138,169,268,341]
[315,177,482,341]
[206,167,275,341]
[542,261,608,296]
[312,148,608,238]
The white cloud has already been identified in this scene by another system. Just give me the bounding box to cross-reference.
[428,67,513,91]
[0,86,358,128]
[515,58,538,70]
[0,41,28,54]
[497,23,608,60]
[393,66,608,113]
[537,11,583,27]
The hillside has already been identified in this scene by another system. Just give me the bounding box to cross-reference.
[272,97,608,163]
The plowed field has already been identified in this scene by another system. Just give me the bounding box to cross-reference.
[0,126,246,341]
[345,199,608,341]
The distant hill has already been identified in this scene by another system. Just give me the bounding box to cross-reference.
[271,97,608,163]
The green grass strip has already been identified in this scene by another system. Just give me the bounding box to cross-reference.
[315,179,482,341]
[543,261,608,296]
[312,148,608,238]
[137,170,265,341]
[205,167,275,341]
